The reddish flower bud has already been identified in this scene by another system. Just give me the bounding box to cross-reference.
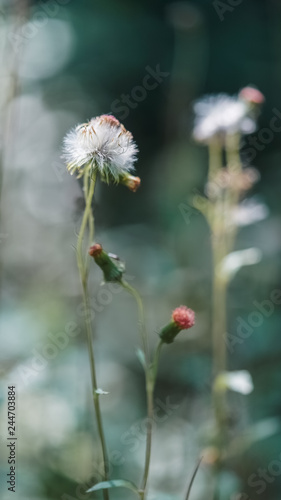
[89,243,124,282]
[89,243,103,258]
[172,306,195,330]
[239,87,265,105]
[159,306,195,344]
[120,174,141,192]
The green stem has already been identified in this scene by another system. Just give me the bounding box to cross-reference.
[140,382,154,499]
[77,169,96,282]
[76,169,109,500]
[140,340,163,500]
[120,280,149,364]
[208,137,222,181]
[207,140,227,379]
[207,140,229,461]
[225,133,242,254]
[119,280,151,498]
[82,285,110,497]
[152,340,163,379]
[121,276,164,500]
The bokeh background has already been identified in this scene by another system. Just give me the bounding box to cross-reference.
[0,0,281,499]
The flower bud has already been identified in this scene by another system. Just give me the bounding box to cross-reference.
[120,173,141,192]
[159,306,195,344]
[239,86,265,105]
[89,244,124,282]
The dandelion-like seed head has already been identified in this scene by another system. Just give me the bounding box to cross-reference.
[193,87,264,144]
[172,306,195,330]
[62,114,138,182]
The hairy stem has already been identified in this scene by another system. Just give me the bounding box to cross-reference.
[208,140,229,452]
[120,280,149,363]
[225,133,242,253]
[208,134,242,494]
[140,381,154,499]
[121,278,164,500]
[140,340,163,500]
[77,169,109,500]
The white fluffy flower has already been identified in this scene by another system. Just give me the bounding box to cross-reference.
[62,114,138,182]
[193,87,264,144]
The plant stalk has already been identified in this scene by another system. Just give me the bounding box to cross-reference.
[77,169,109,500]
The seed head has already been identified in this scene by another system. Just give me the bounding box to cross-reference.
[62,114,138,182]
[193,87,264,144]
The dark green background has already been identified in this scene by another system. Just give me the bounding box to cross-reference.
[1,1,281,499]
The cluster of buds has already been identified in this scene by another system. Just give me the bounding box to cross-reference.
[205,167,259,200]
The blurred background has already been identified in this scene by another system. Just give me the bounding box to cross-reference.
[0,0,281,499]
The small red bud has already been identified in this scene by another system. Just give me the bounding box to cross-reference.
[89,243,103,258]
[159,306,195,344]
[239,87,265,105]
[172,306,195,330]
[121,174,141,192]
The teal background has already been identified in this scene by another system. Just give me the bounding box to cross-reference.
[0,1,281,499]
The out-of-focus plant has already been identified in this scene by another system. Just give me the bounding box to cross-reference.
[192,86,265,496]
[62,115,196,500]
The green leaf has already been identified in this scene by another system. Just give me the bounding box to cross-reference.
[87,479,139,495]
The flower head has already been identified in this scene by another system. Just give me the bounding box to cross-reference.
[193,87,264,144]
[160,306,195,344]
[62,114,138,182]
[172,306,195,330]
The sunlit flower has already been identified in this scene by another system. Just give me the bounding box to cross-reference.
[215,370,254,395]
[62,114,138,182]
[160,306,195,344]
[193,87,264,144]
